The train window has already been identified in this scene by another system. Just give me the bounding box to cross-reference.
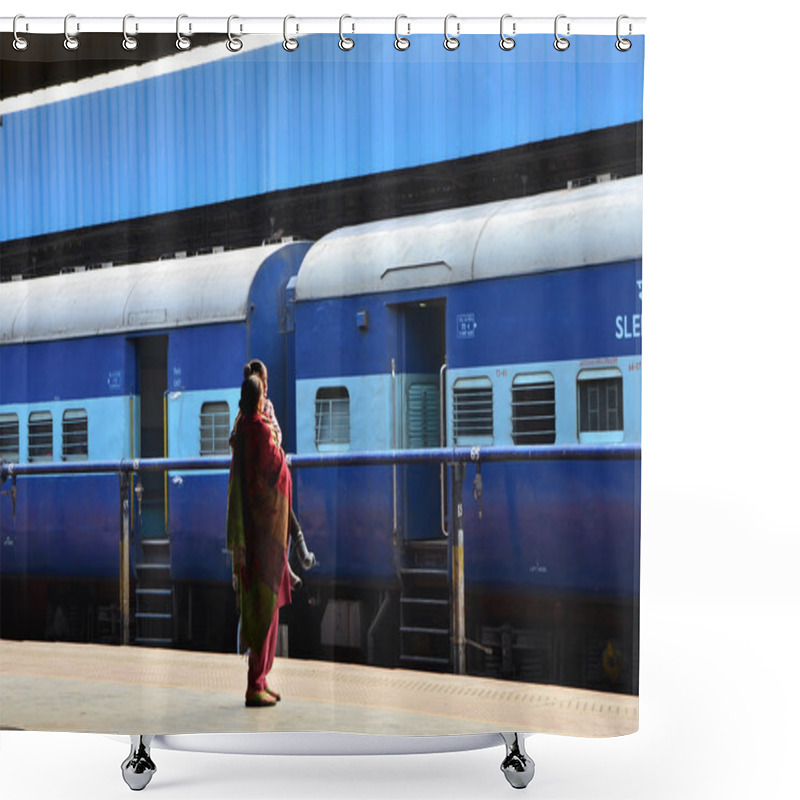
[62,409,89,460]
[453,377,493,444]
[512,373,556,445]
[577,369,624,436]
[0,413,20,462]
[315,387,350,448]
[200,402,230,456]
[28,411,53,462]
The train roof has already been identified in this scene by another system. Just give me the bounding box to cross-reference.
[0,243,294,345]
[295,175,642,301]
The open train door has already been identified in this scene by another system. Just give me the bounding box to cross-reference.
[395,300,451,670]
[131,334,174,646]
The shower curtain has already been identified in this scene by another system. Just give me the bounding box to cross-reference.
[0,17,644,740]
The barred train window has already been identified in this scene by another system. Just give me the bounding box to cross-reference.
[0,413,20,462]
[28,411,53,462]
[62,409,88,460]
[200,402,230,455]
[453,377,493,444]
[315,387,350,448]
[578,370,624,434]
[512,373,556,445]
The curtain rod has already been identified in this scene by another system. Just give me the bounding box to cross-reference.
[2,15,646,38]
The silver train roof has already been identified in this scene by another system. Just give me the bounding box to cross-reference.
[0,244,286,345]
[295,175,642,302]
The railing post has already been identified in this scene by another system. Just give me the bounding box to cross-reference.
[451,462,466,674]
[119,471,131,646]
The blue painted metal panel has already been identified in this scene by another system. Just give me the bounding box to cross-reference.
[295,260,642,380]
[0,336,134,405]
[0,475,119,578]
[293,459,639,595]
[168,473,230,583]
[295,466,397,584]
[246,240,311,453]
[1,35,644,242]
[446,260,643,369]
[168,323,246,393]
[460,460,640,597]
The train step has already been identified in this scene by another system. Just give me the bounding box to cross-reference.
[135,563,171,570]
[400,626,449,636]
[135,588,173,596]
[400,597,448,606]
[399,654,451,666]
[135,612,173,620]
[399,567,448,577]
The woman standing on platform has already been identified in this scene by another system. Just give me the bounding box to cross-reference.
[226,372,293,707]
[235,359,309,556]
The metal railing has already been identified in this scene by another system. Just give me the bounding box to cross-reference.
[1,443,640,669]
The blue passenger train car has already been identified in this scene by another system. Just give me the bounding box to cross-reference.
[292,175,641,686]
[0,242,309,645]
[0,176,641,692]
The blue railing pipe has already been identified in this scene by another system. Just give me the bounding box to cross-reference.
[1,444,640,481]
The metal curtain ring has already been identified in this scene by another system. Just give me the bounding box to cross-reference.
[339,14,354,51]
[227,15,243,52]
[616,14,632,51]
[444,14,460,51]
[176,14,191,50]
[394,14,410,51]
[12,14,28,51]
[122,14,138,51]
[64,13,79,51]
[283,15,299,51]
[499,14,515,51]
[554,14,570,51]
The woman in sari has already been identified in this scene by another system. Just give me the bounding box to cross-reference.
[227,373,293,707]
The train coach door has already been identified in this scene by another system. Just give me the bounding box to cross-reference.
[134,336,168,540]
[398,302,446,541]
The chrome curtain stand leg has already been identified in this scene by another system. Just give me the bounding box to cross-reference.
[500,733,535,789]
[121,735,157,791]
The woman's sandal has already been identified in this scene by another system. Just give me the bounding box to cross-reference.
[265,686,281,702]
[245,690,277,707]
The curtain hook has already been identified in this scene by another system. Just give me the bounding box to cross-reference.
[122,14,138,51]
[12,14,29,51]
[499,14,516,51]
[339,14,355,51]
[554,14,570,51]
[176,14,191,50]
[443,14,460,51]
[283,15,299,51]
[394,15,410,51]
[227,15,243,52]
[64,13,79,51]
[616,15,632,51]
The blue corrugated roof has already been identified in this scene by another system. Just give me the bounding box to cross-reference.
[0,34,644,242]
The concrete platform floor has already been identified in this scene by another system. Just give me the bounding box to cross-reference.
[0,640,637,737]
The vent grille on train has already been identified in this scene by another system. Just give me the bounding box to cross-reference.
[406,383,440,448]
[452,379,493,444]
[511,374,556,445]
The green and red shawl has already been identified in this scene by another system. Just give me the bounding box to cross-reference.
[226,412,291,652]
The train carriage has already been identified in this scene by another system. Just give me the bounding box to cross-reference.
[0,242,309,647]
[293,175,642,688]
[1,175,641,692]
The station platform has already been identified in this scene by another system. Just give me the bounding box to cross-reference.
[0,640,637,737]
